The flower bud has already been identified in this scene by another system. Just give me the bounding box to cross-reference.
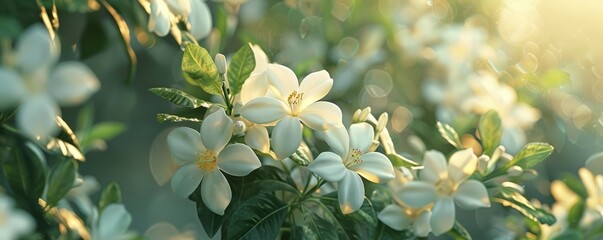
[507,166,523,177]
[477,155,490,175]
[215,53,227,75]
[376,112,388,133]
[352,109,362,123]
[233,120,246,136]
[359,107,371,122]
[501,181,525,194]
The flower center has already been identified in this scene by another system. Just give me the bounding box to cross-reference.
[344,148,363,167]
[197,150,217,170]
[435,179,456,196]
[287,91,304,115]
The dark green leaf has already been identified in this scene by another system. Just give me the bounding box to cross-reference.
[0,16,22,39]
[505,143,554,169]
[436,121,463,149]
[478,110,502,156]
[243,179,300,195]
[551,230,583,240]
[86,122,126,141]
[149,87,211,108]
[227,44,256,95]
[300,206,338,240]
[567,200,585,229]
[319,193,378,239]
[225,193,288,240]
[99,182,122,212]
[306,199,350,240]
[156,113,203,123]
[80,17,108,59]
[102,0,137,83]
[387,153,419,168]
[561,174,588,199]
[46,158,77,207]
[181,43,223,95]
[448,221,472,240]
[2,141,46,202]
[495,187,556,225]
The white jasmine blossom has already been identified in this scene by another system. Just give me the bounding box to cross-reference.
[0,193,35,239]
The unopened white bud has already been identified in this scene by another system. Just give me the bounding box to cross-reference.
[215,53,227,75]
[507,166,523,177]
[477,155,490,175]
[233,120,246,136]
[352,109,362,123]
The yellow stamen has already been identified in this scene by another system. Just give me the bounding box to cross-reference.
[344,148,363,167]
[435,179,456,196]
[287,91,304,115]
[197,151,217,170]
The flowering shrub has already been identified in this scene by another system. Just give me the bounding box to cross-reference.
[1,0,603,239]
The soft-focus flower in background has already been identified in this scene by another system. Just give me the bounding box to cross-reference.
[145,0,212,40]
[90,204,134,240]
[309,123,395,214]
[0,24,99,140]
[0,193,35,239]
[167,109,261,215]
[240,66,342,159]
[398,149,490,235]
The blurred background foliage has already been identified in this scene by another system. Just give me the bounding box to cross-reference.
[3,0,603,238]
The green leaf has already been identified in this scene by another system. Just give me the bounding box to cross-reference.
[225,193,289,240]
[243,179,300,196]
[87,122,127,142]
[290,149,312,166]
[551,230,583,240]
[495,187,556,225]
[505,143,554,169]
[99,182,122,212]
[149,88,211,108]
[567,200,585,229]
[448,221,472,240]
[561,174,588,199]
[227,44,256,95]
[436,122,463,149]
[156,113,203,123]
[188,183,224,238]
[306,199,350,240]
[300,206,338,240]
[0,16,22,39]
[319,193,378,239]
[387,153,419,168]
[478,110,502,156]
[46,158,77,207]
[2,141,46,203]
[181,43,223,95]
[102,0,137,84]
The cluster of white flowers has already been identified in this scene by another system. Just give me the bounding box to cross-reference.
[143,0,212,40]
[0,25,99,141]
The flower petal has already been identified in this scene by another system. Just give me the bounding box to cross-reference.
[149,0,172,37]
[266,64,298,100]
[170,163,204,198]
[448,148,477,184]
[240,97,289,124]
[349,122,374,153]
[413,210,432,237]
[321,126,349,157]
[240,72,269,105]
[338,170,365,214]
[188,0,212,40]
[351,152,394,183]
[308,152,346,182]
[166,0,191,16]
[201,108,233,153]
[420,150,448,184]
[98,204,131,239]
[48,62,100,106]
[430,197,455,236]
[201,170,231,215]
[15,24,58,73]
[245,125,270,153]
[16,95,60,140]
[397,181,438,209]
[167,127,205,164]
[298,101,342,131]
[298,70,333,110]
[271,116,302,160]
[218,143,261,176]
[250,44,268,73]
[0,67,26,109]
[377,204,410,231]
[454,180,490,209]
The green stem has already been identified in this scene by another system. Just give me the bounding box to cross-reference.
[219,73,232,115]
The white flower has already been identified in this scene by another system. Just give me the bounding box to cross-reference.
[378,168,432,237]
[187,0,212,40]
[167,108,261,215]
[0,193,35,239]
[240,66,342,159]
[308,123,395,214]
[66,176,100,217]
[398,149,490,235]
[148,0,173,36]
[91,204,133,240]
[0,25,99,140]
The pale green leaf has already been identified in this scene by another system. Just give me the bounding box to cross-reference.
[505,143,554,169]
[227,44,256,95]
[46,159,77,207]
[478,110,502,156]
[436,121,462,149]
